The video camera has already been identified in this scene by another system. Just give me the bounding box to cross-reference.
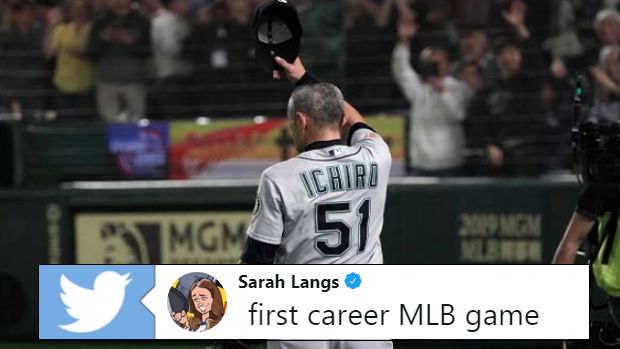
[573,122,620,184]
[571,75,620,184]
[569,75,620,349]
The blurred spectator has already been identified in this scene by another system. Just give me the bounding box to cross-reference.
[589,45,620,122]
[89,0,108,18]
[411,0,456,50]
[606,0,620,9]
[450,0,491,28]
[554,8,620,82]
[588,11,620,93]
[180,2,214,75]
[141,0,163,18]
[345,0,403,111]
[392,18,473,176]
[535,76,573,172]
[449,27,494,77]
[352,0,414,28]
[595,10,620,52]
[347,0,394,29]
[0,1,49,118]
[488,0,533,42]
[455,61,483,92]
[297,0,345,84]
[216,0,254,76]
[44,0,96,120]
[546,0,599,67]
[487,0,550,77]
[466,41,541,176]
[88,0,151,123]
[183,0,260,115]
[151,0,194,118]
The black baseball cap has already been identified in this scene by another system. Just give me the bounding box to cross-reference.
[251,0,303,72]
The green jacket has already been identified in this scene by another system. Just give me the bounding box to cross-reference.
[593,212,620,298]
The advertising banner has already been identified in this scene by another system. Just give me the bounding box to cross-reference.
[168,116,405,179]
[107,123,170,178]
[74,212,250,264]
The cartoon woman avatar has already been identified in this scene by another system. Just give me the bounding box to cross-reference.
[172,278,225,332]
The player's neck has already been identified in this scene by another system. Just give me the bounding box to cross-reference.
[304,130,342,149]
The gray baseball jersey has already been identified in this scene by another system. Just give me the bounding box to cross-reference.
[246,124,392,264]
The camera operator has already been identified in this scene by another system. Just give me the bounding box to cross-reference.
[391,16,473,177]
[553,182,620,329]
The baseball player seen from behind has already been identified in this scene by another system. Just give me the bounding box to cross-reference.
[238,56,393,349]
[239,56,392,266]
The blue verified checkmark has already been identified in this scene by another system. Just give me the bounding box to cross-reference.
[345,272,362,289]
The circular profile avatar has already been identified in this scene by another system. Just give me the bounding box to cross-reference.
[168,272,227,332]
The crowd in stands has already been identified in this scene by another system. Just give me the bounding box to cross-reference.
[0,0,274,122]
[0,0,620,176]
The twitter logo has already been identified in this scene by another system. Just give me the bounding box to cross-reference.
[59,271,132,333]
[39,265,154,339]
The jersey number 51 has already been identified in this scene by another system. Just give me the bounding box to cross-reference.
[315,199,371,256]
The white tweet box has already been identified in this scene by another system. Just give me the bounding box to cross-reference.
[141,265,588,340]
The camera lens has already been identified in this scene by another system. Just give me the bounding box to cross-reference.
[609,122,620,150]
[580,122,601,150]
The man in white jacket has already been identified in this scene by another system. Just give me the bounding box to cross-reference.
[392,18,473,176]
[151,0,193,117]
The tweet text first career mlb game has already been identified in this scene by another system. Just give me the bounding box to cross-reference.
[142,264,587,339]
[40,264,588,339]
[238,273,540,332]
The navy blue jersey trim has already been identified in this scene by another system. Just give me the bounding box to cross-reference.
[295,72,321,86]
[240,237,280,264]
[297,148,362,162]
[305,139,344,152]
[347,123,377,146]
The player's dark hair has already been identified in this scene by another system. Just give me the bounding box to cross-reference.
[287,82,345,128]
